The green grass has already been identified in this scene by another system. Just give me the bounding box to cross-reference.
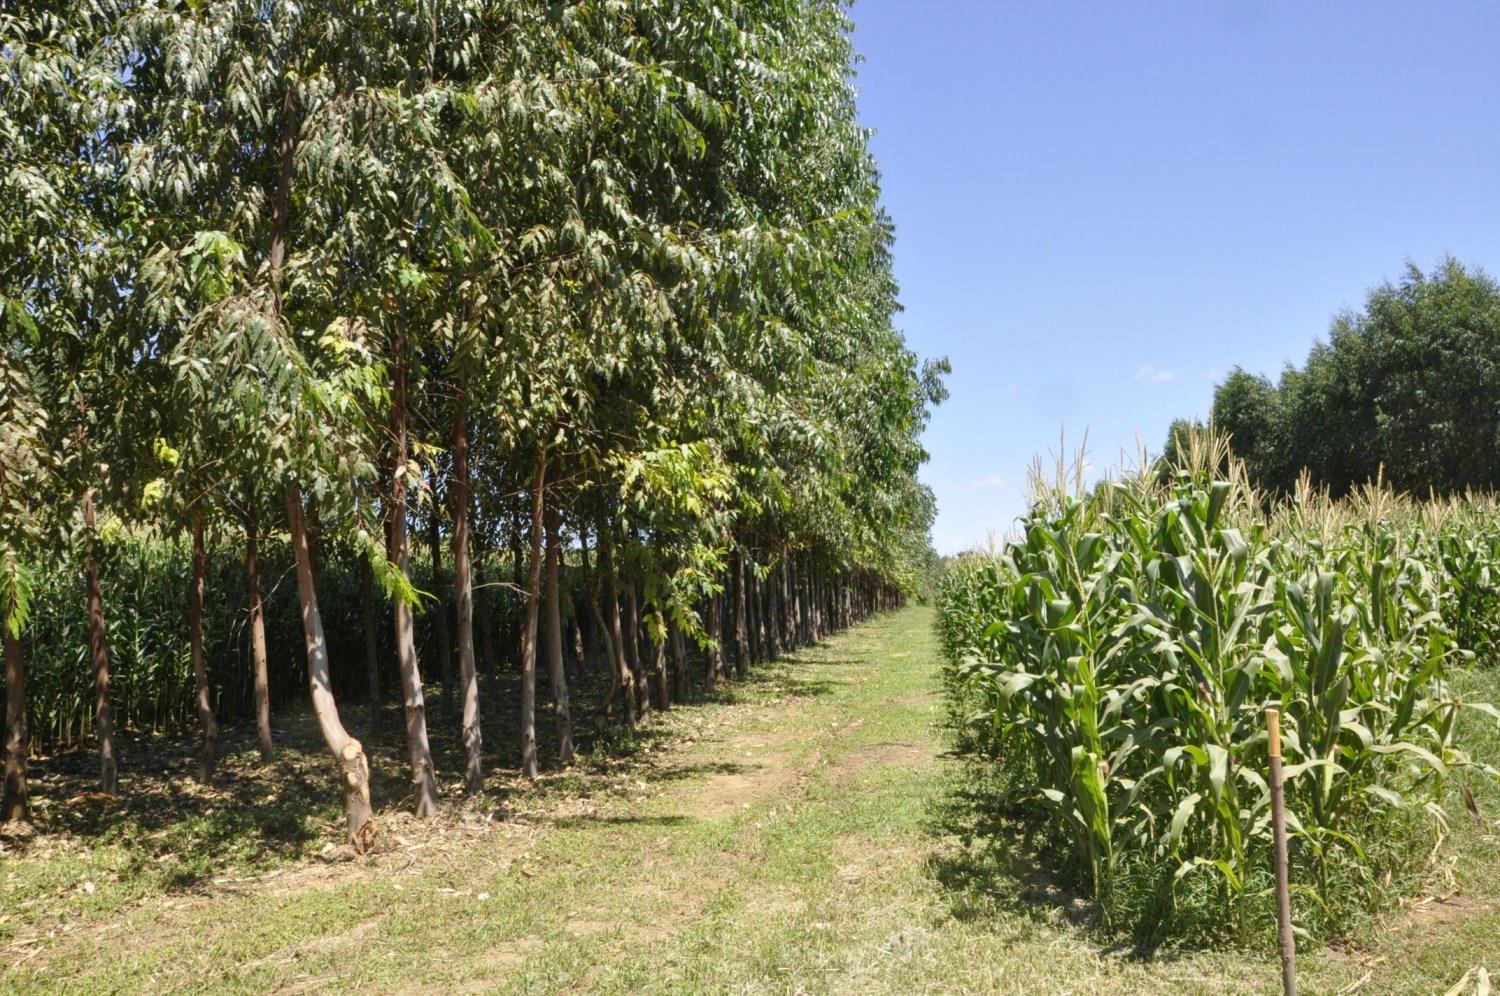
[3,607,1496,993]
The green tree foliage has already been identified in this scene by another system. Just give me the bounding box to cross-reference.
[0,1,943,836]
[1204,258,1500,497]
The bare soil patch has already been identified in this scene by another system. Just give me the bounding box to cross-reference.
[668,749,800,821]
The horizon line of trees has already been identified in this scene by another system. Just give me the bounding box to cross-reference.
[1,0,945,852]
[1164,257,1500,499]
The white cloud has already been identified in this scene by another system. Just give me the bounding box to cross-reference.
[1133,363,1177,383]
[970,473,1009,489]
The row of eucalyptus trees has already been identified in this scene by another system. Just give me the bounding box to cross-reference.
[0,0,942,849]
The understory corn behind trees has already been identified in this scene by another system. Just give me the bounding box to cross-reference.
[16,531,469,748]
[937,444,1500,944]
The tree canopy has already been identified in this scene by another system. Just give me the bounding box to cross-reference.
[2,0,943,840]
[1193,258,1500,497]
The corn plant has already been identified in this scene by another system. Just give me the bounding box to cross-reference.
[940,469,1500,941]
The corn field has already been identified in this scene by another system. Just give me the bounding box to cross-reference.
[937,440,1500,942]
[14,531,511,749]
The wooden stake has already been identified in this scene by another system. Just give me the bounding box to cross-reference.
[1268,708,1297,996]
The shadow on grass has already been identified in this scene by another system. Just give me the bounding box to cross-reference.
[923,770,1101,933]
[22,728,336,891]
[10,635,861,900]
[922,760,1275,963]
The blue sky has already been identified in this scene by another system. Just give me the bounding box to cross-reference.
[849,1,1500,553]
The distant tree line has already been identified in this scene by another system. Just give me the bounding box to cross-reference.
[1165,258,1500,497]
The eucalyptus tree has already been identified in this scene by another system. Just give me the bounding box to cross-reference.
[116,0,413,846]
[0,326,46,822]
[500,0,945,715]
[0,3,71,820]
[1,0,140,796]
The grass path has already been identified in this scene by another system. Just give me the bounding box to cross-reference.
[4,607,1494,993]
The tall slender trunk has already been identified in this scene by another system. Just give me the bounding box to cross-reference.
[580,529,619,719]
[520,453,546,779]
[544,501,574,763]
[823,569,831,638]
[794,561,804,645]
[570,613,585,686]
[427,481,455,720]
[810,562,821,643]
[732,551,749,679]
[3,581,27,823]
[305,496,325,588]
[451,391,483,793]
[266,61,374,844]
[477,557,497,674]
[670,620,688,703]
[83,492,116,795]
[706,592,724,691]
[780,559,794,651]
[189,517,218,782]
[260,56,302,763]
[389,330,439,818]
[287,488,376,852]
[598,523,636,730]
[359,557,380,737]
[746,565,761,666]
[509,513,524,667]
[652,635,669,712]
[247,508,274,760]
[625,582,649,721]
[764,562,781,661]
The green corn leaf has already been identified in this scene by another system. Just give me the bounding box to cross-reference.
[1168,791,1202,849]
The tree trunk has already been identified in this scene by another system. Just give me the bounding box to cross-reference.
[569,613,585,685]
[706,592,724,690]
[544,501,574,763]
[670,620,688,703]
[451,391,483,793]
[477,557,497,674]
[625,582,649,722]
[786,561,798,654]
[189,517,218,783]
[306,498,323,587]
[247,508,275,760]
[794,560,808,648]
[598,524,636,730]
[520,453,546,779]
[579,528,618,718]
[427,480,455,720]
[259,60,300,766]
[359,556,380,737]
[764,562,781,661]
[746,564,762,667]
[389,333,439,818]
[287,488,376,851]
[652,636,669,712]
[83,492,116,796]
[732,551,749,679]
[509,512,524,668]
[3,599,27,823]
